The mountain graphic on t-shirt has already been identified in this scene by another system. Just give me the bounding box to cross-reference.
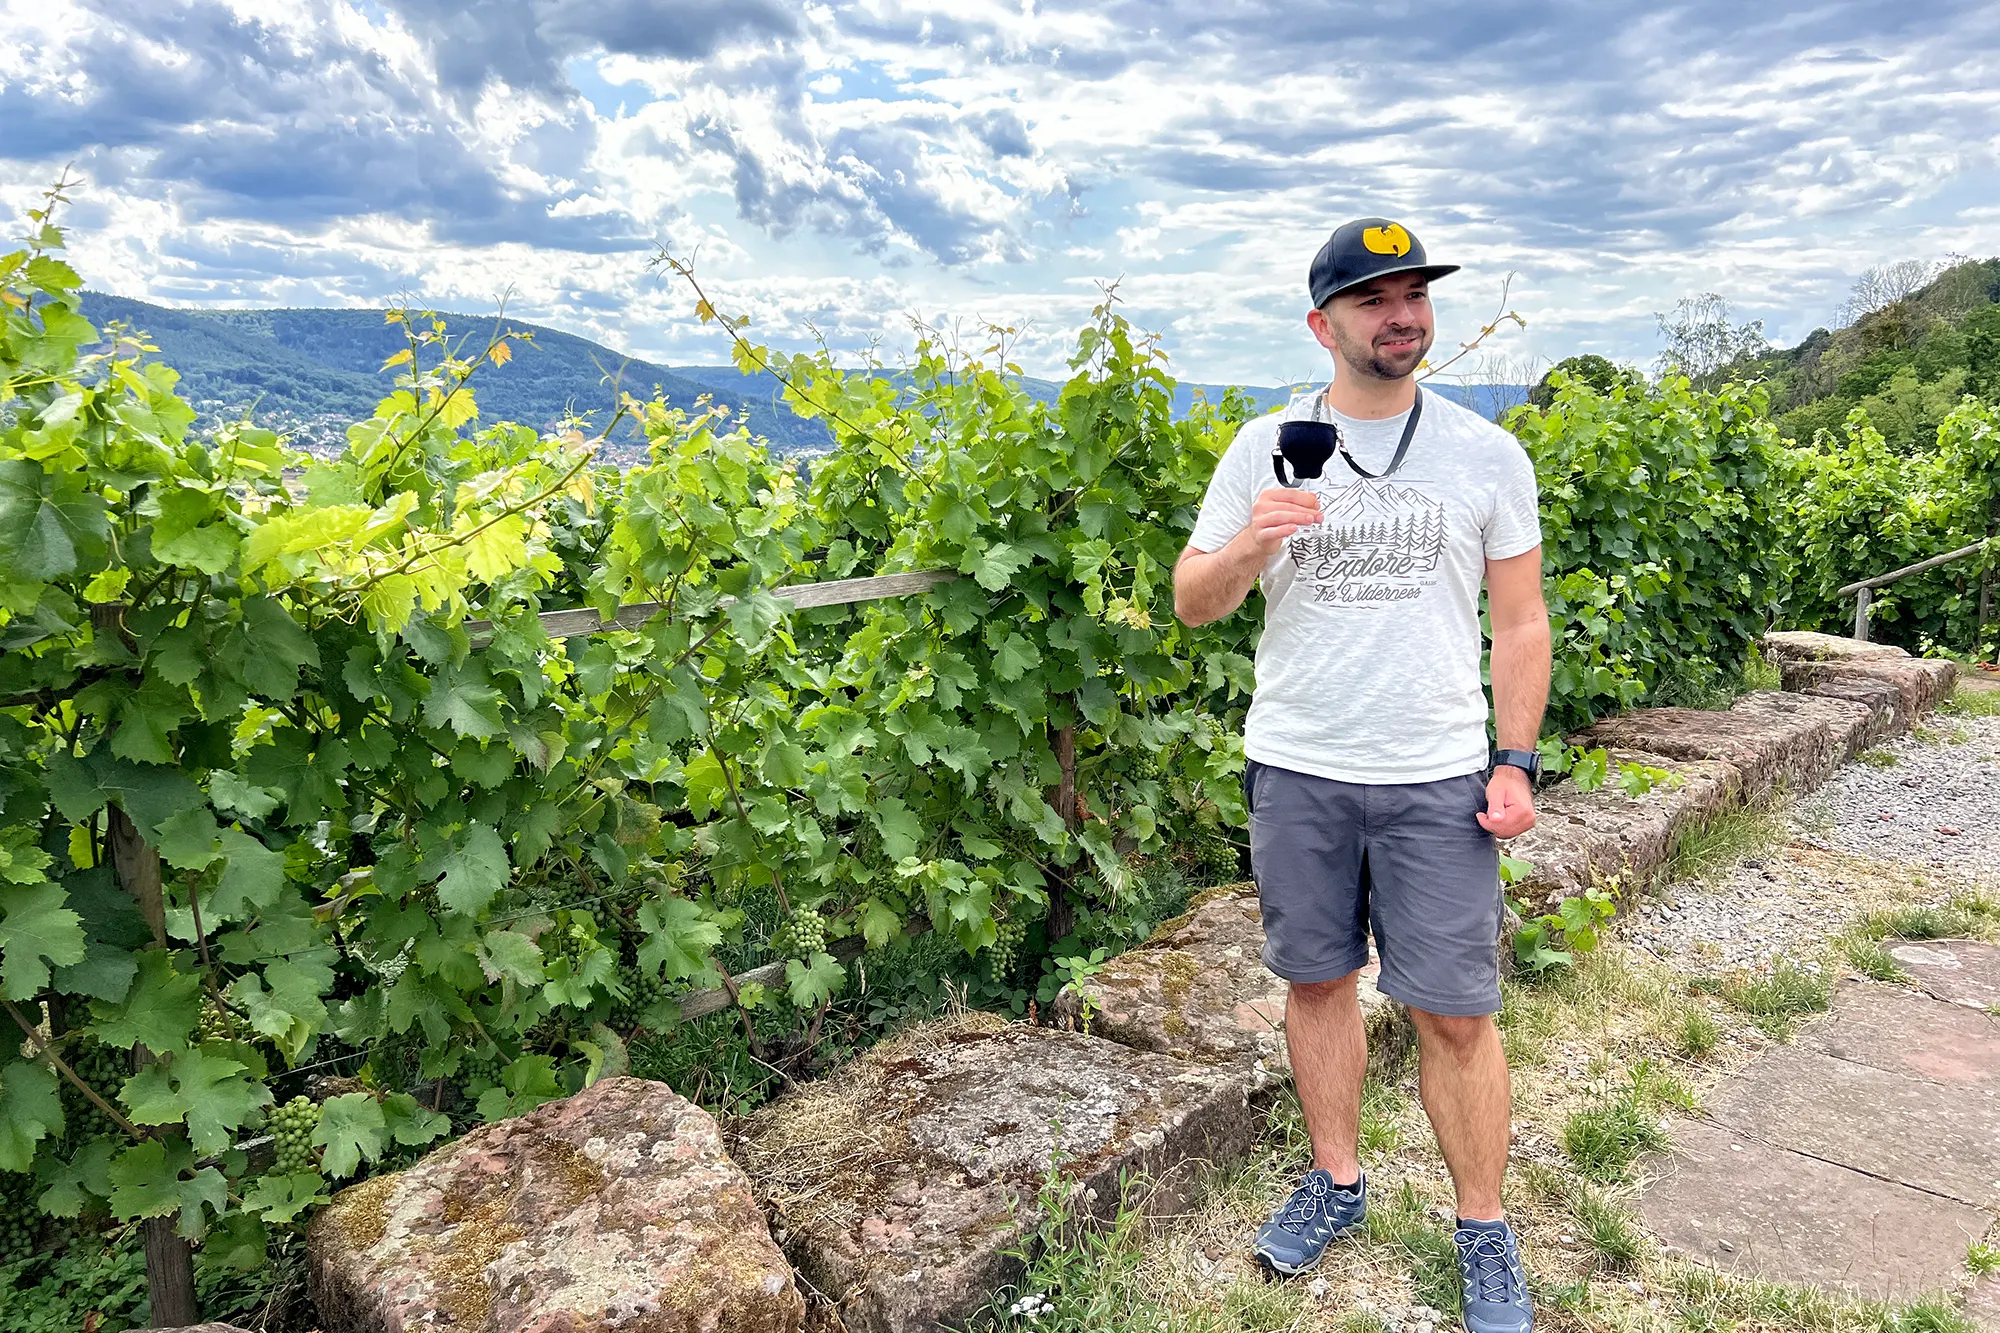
[1289,479,1449,595]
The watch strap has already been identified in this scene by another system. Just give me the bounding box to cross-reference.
[1492,748,1541,781]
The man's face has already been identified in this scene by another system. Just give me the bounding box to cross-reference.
[1308,274,1435,381]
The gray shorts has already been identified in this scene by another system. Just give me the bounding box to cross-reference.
[1244,760,1503,1017]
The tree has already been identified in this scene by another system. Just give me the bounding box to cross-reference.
[1654,294,1768,390]
[1528,354,1642,410]
[1838,259,1946,327]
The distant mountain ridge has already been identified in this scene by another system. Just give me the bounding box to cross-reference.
[77,293,1526,460]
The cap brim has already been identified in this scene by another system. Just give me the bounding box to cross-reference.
[1322,263,1461,300]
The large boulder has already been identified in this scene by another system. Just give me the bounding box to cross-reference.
[1779,657,1957,736]
[1572,692,1870,804]
[732,1013,1258,1333]
[309,1077,802,1333]
[1049,883,1395,1078]
[1502,751,1740,912]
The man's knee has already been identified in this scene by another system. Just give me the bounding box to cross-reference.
[1289,971,1361,1006]
[1408,1007,1496,1059]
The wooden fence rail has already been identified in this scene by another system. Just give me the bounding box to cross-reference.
[465,569,958,641]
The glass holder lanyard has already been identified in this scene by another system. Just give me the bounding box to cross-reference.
[1272,386,1424,487]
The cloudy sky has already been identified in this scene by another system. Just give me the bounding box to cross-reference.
[3,0,1997,386]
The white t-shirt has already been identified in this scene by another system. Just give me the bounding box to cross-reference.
[1188,384,1542,785]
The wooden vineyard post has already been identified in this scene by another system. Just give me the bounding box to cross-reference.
[1047,715,1079,945]
[107,805,200,1329]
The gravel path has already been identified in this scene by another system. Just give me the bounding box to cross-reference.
[1630,707,2000,973]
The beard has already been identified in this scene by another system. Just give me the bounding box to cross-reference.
[1334,321,1432,382]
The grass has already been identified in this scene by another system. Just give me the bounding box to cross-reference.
[1561,1060,1685,1182]
[1857,747,1901,767]
[1841,935,1911,982]
[1673,1005,1721,1058]
[1364,1178,1463,1314]
[1358,1076,1406,1158]
[1857,888,2000,943]
[1942,681,2000,716]
[1969,1239,2000,1276]
[1668,804,1787,884]
[1717,956,1834,1040]
[1563,1179,1645,1270]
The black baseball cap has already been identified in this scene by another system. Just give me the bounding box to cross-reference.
[1308,217,1460,308]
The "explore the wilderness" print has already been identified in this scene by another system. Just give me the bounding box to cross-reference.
[1286,481,1448,606]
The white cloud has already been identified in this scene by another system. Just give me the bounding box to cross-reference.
[2,0,1996,384]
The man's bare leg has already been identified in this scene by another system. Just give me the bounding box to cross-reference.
[1285,972,1367,1181]
[1408,1008,1510,1219]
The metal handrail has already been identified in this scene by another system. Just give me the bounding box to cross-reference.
[1838,538,1991,641]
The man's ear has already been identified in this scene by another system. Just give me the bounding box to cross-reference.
[1306,305,1339,353]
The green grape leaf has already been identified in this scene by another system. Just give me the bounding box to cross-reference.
[436,824,510,917]
[120,1048,272,1156]
[424,673,508,740]
[476,929,544,985]
[381,1091,451,1148]
[635,894,722,981]
[681,750,728,820]
[153,806,222,871]
[108,1138,226,1236]
[313,1091,387,1178]
[965,540,1032,591]
[873,797,923,861]
[0,881,86,1000]
[858,898,902,949]
[992,633,1042,682]
[0,1057,63,1171]
[243,1172,331,1225]
[37,1138,117,1218]
[210,827,286,920]
[90,949,202,1054]
[785,952,846,1008]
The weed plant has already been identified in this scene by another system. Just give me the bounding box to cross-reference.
[1672,1006,1720,1059]
[1943,683,2000,717]
[1563,1181,1644,1270]
[1668,805,1786,883]
[1861,889,2000,942]
[1561,1060,1687,1181]
[1840,936,1910,983]
[1857,748,1901,767]
[1718,957,1833,1039]
[1364,1179,1463,1313]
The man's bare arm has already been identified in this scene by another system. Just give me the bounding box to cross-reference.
[1486,546,1551,752]
[1174,489,1321,626]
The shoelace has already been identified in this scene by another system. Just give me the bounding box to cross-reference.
[1455,1230,1523,1303]
[1275,1176,1331,1233]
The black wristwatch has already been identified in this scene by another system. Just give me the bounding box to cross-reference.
[1491,749,1542,786]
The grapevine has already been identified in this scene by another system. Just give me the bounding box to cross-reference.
[61,1041,130,1145]
[267,1097,321,1176]
[606,963,665,1031]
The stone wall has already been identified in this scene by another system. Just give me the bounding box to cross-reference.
[306,632,1958,1333]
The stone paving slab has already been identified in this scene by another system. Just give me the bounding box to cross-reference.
[1972,1274,2000,1333]
[1804,981,2000,1092]
[1640,1119,1994,1298]
[732,1014,1259,1333]
[1890,938,2000,1011]
[1706,1044,2000,1209]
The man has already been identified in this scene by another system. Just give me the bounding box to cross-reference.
[1174,217,1550,1333]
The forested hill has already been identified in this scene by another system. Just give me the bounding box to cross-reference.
[1747,257,2000,450]
[77,292,1525,458]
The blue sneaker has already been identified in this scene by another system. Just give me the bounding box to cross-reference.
[1252,1169,1366,1275]
[1454,1220,1533,1333]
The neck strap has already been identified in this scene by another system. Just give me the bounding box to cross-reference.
[1314,386,1423,480]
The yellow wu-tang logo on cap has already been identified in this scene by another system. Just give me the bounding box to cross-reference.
[1362,223,1412,257]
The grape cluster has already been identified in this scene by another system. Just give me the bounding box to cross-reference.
[199,999,232,1042]
[987,919,1027,976]
[64,1040,128,1144]
[0,1172,36,1263]
[458,1045,506,1090]
[773,906,827,958]
[267,1097,321,1175]
[606,963,664,1031]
